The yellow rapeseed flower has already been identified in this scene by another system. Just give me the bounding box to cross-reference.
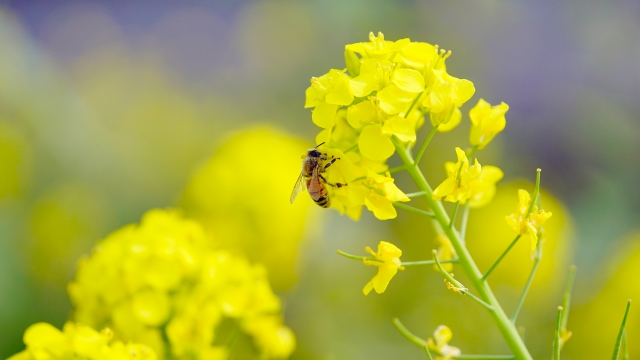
[305,69,355,129]
[8,322,157,360]
[432,147,502,206]
[505,189,553,251]
[469,98,509,149]
[423,70,475,127]
[68,209,295,360]
[362,241,404,295]
[426,325,461,360]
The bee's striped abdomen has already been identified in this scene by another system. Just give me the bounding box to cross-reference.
[314,195,330,208]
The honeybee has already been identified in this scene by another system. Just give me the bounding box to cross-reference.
[290,142,346,208]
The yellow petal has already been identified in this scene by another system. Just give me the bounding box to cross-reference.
[433,178,457,201]
[305,86,324,108]
[358,124,395,161]
[344,48,361,77]
[382,116,416,143]
[326,76,354,106]
[452,79,475,106]
[312,102,338,129]
[365,194,398,220]
[391,68,425,93]
[131,290,171,326]
[350,74,377,97]
[347,101,378,129]
[377,85,415,115]
[438,108,461,132]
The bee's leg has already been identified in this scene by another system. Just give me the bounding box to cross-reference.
[322,156,341,171]
[319,174,347,188]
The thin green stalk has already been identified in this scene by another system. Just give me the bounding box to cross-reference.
[405,191,428,198]
[392,318,427,348]
[457,356,515,360]
[402,259,458,267]
[388,165,407,174]
[343,143,359,153]
[560,265,577,333]
[336,250,381,263]
[415,125,440,165]
[612,300,632,360]
[510,241,543,323]
[449,202,461,228]
[460,205,470,245]
[433,247,493,312]
[394,202,436,218]
[482,235,521,281]
[553,306,563,360]
[391,136,532,360]
[425,346,435,360]
[467,145,479,161]
[621,330,629,360]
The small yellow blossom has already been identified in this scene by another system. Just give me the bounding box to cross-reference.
[8,322,157,360]
[469,98,509,149]
[432,148,503,206]
[345,32,410,61]
[426,325,461,360]
[362,241,404,295]
[505,189,553,251]
[305,69,354,129]
[423,70,475,126]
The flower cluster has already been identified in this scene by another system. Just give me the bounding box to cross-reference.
[68,209,295,360]
[8,322,156,360]
[306,32,477,220]
[432,147,503,207]
[505,189,553,251]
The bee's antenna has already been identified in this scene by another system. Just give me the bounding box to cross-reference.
[315,142,326,148]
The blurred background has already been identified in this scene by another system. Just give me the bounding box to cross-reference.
[1,1,639,359]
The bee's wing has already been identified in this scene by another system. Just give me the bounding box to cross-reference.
[290,172,306,204]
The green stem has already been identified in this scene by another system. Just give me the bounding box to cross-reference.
[391,136,532,360]
[612,300,632,360]
[467,145,479,161]
[553,306,563,360]
[482,235,521,281]
[460,205,470,245]
[336,250,382,263]
[510,240,543,323]
[449,202,461,228]
[388,165,407,174]
[457,356,515,360]
[394,202,436,218]
[560,265,577,332]
[621,330,629,360]
[415,125,440,165]
[402,259,458,267]
[392,318,427,348]
[405,191,428,198]
[344,143,359,153]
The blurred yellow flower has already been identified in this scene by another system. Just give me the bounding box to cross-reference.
[426,325,461,360]
[8,322,156,360]
[433,148,502,206]
[362,241,404,295]
[505,189,553,251]
[68,209,294,360]
[181,126,313,290]
[469,99,509,149]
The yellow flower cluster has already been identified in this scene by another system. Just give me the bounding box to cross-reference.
[306,32,478,220]
[68,209,295,360]
[432,147,503,207]
[505,189,553,251]
[8,322,156,360]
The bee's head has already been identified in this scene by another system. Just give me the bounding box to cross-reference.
[307,149,322,158]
